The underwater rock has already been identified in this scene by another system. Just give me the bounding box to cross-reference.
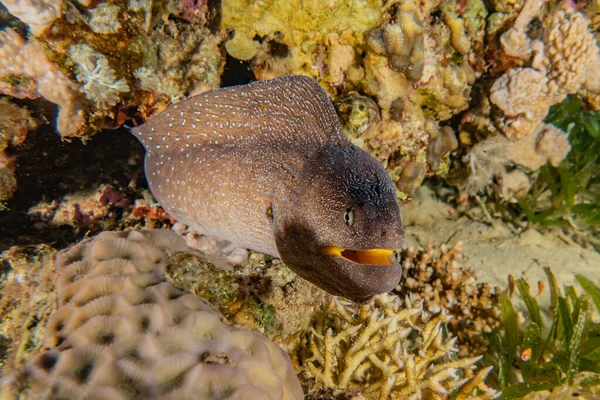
[0,229,303,399]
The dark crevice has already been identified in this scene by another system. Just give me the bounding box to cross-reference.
[220,54,255,87]
[0,125,146,251]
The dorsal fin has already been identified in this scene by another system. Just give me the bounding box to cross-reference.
[132,75,346,151]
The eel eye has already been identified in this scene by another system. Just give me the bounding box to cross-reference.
[344,208,355,227]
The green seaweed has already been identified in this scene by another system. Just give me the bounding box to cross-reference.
[516,96,600,241]
[490,268,600,399]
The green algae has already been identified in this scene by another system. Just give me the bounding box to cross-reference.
[249,301,278,335]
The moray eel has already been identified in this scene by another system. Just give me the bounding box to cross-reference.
[132,75,404,302]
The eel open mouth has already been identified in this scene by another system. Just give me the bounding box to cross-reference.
[324,247,396,266]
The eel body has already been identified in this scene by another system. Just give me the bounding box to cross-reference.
[133,75,404,302]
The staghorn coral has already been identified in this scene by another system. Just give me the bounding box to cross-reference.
[395,242,502,356]
[1,229,303,399]
[491,0,600,139]
[0,29,85,137]
[297,295,499,399]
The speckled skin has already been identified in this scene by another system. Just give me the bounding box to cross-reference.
[133,75,404,302]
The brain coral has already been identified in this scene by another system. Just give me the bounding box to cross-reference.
[1,229,303,400]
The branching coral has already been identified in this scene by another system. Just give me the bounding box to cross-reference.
[0,29,85,137]
[1,229,303,399]
[396,242,502,356]
[298,295,499,399]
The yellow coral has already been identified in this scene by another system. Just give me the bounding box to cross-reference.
[298,295,499,399]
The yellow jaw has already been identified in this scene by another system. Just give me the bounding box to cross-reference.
[324,247,396,266]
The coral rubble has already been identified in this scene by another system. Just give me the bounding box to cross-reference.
[297,295,499,399]
[1,229,303,399]
[396,242,502,356]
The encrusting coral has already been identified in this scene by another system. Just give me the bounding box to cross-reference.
[0,229,303,400]
[395,242,502,356]
[297,295,499,399]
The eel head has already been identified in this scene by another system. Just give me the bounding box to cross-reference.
[273,143,404,303]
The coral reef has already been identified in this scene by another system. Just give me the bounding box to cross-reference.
[28,184,131,231]
[221,0,487,196]
[1,229,303,399]
[0,28,85,137]
[0,244,57,370]
[0,97,37,202]
[1,0,224,137]
[297,295,499,399]
[395,242,502,356]
[490,0,600,140]
[461,122,571,196]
